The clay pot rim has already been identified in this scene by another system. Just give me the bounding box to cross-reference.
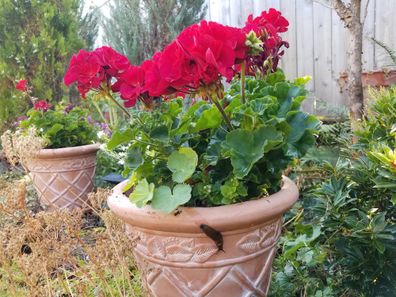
[108,176,299,233]
[34,143,100,159]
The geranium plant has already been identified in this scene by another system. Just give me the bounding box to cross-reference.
[8,80,98,149]
[64,8,319,212]
[2,80,102,211]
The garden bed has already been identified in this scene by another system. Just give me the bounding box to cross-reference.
[0,168,143,296]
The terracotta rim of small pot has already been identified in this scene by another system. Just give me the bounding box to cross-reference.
[33,143,100,159]
[108,176,299,234]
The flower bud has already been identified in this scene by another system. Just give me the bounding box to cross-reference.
[245,31,264,56]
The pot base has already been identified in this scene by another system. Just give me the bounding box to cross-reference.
[127,218,281,297]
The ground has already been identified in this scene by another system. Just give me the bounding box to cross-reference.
[0,156,143,297]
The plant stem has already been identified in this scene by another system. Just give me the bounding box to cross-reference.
[109,104,114,127]
[241,61,246,104]
[112,103,119,128]
[106,92,131,119]
[92,100,110,129]
[283,209,304,228]
[207,96,233,131]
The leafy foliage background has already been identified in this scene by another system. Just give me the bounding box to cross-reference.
[103,0,207,64]
[270,88,396,297]
[0,0,97,131]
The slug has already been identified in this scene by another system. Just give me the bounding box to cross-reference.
[200,224,224,252]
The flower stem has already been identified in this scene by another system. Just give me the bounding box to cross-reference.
[105,92,131,119]
[207,96,233,131]
[241,61,246,104]
[108,103,115,127]
[92,100,110,129]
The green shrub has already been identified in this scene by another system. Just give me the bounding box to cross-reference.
[270,87,396,297]
[0,0,95,131]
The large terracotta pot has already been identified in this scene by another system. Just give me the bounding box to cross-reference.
[26,144,100,210]
[108,176,299,297]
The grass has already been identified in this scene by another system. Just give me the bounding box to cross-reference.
[0,168,144,297]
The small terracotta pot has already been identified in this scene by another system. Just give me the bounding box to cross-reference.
[108,176,299,297]
[26,144,100,210]
[339,70,396,89]
[361,70,396,87]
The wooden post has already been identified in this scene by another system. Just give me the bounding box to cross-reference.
[332,0,364,127]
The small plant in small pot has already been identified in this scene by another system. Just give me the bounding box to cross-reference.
[1,82,99,210]
[64,8,319,296]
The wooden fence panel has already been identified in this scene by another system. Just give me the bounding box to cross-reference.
[206,0,395,114]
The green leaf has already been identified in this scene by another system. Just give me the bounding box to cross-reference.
[107,128,135,150]
[150,125,169,143]
[220,179,239,201]
[167,147,198,183]
[225,96,242,113]
[222,126,283,178]
[151,184,192,213]
[184,100,206,118]
[391,194,396,205]
[129,179,155,207]
[284,226,321,258]
[265,70,286,85]
[372,213,386,233]
[193,107,222,131]
[286,112,320,143]
[220,178,247,204]
[294,75,311,86]
[166,100,182,117]
[125,146,143,170]
[122,173,138,192]
[46,123,63,136]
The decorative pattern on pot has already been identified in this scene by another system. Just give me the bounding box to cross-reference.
[108,177,299,297]
[126,219,282,297]
[237,221,281,254]
[26,144,99,210]
[136,235,219,263]
[27,157,97,172]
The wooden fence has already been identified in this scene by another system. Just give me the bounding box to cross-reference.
[207,0,396,114]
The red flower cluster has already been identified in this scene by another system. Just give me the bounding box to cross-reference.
[243,8,289,73]
[116,21,248,107]
[34,100,51,112]
[177,21,247,83]
[64,9,289,108]
[114,65,146,107]
[64,46,130,97]
[16,79,28,92]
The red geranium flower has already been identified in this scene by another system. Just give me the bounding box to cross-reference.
[244,8,289,37]
[156,41,200,91]
[16,79,27,92]
[94,46,130,78]
[243,8,289,73]
[64,47,131,97]
[141,52,172,97]
[177,21,247,84]
[142,42,201,97]
[34,100,51,112]
[64,49,102,97]
[116,65,146,107]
